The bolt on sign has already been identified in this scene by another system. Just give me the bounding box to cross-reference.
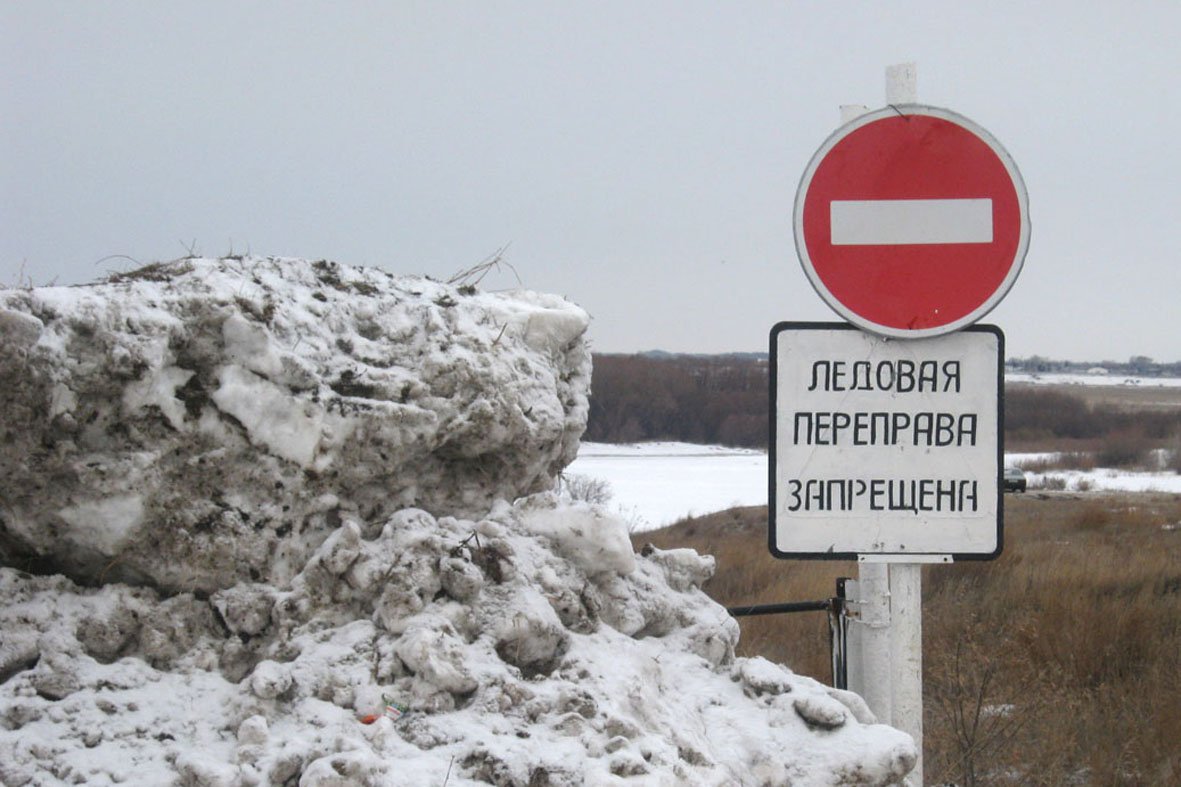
[769,322,1003,559]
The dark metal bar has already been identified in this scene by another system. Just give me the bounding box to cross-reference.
[726,599,830,617]
[727,587,853,691]
[830,578,852,690]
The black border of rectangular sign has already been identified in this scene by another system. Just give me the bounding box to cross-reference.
[768,321,1005,561]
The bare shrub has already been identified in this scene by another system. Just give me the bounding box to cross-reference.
[558,473,612,506]
[926,619,1040,787]
[1096,430,1154,468]
[1168,442,1181,474]
[1029,475,1067,491]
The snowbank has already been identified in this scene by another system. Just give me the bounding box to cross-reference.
[0,258,915,785]
[1007,372,1181,388]
[0,257,590,592]
[0,497,914,786]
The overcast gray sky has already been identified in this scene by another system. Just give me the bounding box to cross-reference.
[3,1,1178,362]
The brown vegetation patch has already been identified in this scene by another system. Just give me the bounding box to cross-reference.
[588,356,1181,469]
[642,493,1181,785]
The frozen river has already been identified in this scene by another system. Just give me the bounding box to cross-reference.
[567,442,1181,532]
[565,442,768,532]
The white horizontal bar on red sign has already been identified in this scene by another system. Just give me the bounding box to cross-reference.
[830,198,993,245]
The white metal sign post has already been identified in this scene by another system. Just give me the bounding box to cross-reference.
[774,65,1029,786]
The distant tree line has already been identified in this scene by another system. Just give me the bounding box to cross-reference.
[1007,355,1181,378]
[585,354,768,448]
[586,353,1181,451]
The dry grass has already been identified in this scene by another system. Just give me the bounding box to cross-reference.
[639,493,1181,786]
[1019,382,1181,412]
[1014,452,1097,472]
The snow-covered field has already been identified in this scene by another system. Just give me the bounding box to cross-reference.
[569,443,1181,532]
[1006,372,1181,388]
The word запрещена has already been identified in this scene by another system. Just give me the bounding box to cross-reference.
[784,477,980,514]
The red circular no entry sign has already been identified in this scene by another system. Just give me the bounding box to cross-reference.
[794,105,1030,338]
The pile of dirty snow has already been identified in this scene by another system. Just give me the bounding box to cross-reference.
[0,258,915,785]
[0,257,589,592]
[1,498,914,785]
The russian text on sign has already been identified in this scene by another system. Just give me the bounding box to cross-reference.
[784,478,979,514]
[792,411,978,447]
[807,359,961,393]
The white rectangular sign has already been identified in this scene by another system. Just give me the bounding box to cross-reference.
[830,198,994,245]
[769,323,1003,559]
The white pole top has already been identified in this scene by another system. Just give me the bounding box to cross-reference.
[885,62,917,104]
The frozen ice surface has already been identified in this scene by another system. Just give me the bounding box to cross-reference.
[567,443,768,531]
[571,443,1181,531]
